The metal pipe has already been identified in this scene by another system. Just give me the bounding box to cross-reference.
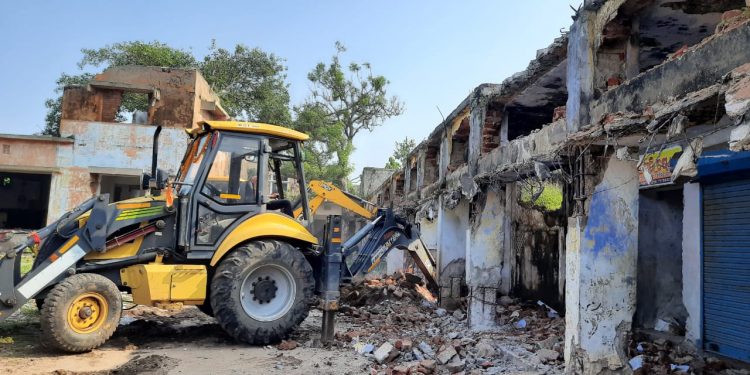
[151,125,162,180]
[342,215,382,253]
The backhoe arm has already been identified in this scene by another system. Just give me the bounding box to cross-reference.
[294,180,377,221]
[297,180,438,290]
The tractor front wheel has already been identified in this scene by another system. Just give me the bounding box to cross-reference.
[211,240,314,345]
[40,273,121,352]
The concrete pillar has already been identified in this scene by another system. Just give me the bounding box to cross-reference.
[625,18,640,80]
[438,133,450,183]
[682,182,702,345]
[404,163,413,193]
[467,102,486,175]
[500,111,510,145]
[566,12,596,133]
[416,149,426,195]
[467,189,505,331]
[564,155,639,374]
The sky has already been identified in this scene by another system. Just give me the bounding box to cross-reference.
[0,1,575,179]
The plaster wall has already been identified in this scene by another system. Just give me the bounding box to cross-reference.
[438,199,469,273]
[682,182,702,345]
[467,189,505,330]
[565,155,639,374]
[360,168,395,197]
[47,121,188,221]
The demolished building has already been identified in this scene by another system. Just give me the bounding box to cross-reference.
[362,1,750,372]
[0,66,229,228]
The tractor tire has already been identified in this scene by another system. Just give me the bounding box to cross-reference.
[211,240,314,345]
[197,301,214,317]
[40,273,122,353]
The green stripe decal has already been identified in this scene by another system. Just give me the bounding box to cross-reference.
[116,207,164,221]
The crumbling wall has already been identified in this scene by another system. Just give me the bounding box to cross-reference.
[466,188,505,330]
[61,66,228,129]
[438,198,469,309]
[590,21,750,124]
[360,167,396,197]
[565,154,639,375]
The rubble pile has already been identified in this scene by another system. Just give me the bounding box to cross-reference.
[628,333,750,375]
[335,272,565,374]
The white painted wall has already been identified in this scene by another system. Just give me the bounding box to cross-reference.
[467,189,505,330]
[438,199,469,273]
[682,182,702,345]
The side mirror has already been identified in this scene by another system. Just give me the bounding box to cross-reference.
[140,172,152,190]
[140,169,168,191]
[154,168,168,190]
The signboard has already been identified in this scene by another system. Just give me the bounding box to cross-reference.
[638,145,682,187]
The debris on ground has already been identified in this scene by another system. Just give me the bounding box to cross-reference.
[336,272,566,374]
[628,331,750,375]
[278,340,299,351]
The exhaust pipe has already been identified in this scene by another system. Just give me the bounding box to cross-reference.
[151,125,162,182]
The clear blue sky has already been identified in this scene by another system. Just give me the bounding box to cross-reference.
[0,1,574,178]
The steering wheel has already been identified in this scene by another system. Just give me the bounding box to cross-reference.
[203,182,222,197]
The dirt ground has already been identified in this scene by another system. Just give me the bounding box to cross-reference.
[0,304,369,375]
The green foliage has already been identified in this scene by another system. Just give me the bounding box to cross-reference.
[292,103,352,183]
[201,41,291,125]
[78,41,198,117]
[385,156,401,170]
[301,42,404,188]
[78,41,197,69]
[20,250,33,276]
[393,137,415,164]
[519,181,563,212]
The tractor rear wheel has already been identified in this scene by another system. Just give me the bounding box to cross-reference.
[40,273,121,353]
[211,240,314,345]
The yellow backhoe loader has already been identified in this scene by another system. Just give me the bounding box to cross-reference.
[0,121,435,352]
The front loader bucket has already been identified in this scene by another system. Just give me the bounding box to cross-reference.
[0,233,26,319]
[0,196,102,321]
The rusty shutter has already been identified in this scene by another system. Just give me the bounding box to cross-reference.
[703,179,750,362]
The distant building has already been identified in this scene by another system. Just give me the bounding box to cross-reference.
[0,66,229,228]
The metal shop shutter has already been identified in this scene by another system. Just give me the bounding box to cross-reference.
[703,179,750,362]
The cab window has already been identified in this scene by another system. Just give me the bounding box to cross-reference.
[202,134,260,205]
[176,134,210,196]
[268,139,301,202]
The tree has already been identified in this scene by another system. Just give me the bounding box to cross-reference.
[43,40,291,136]
[292,103,351,183]
[302,42,404,187]
[384,156,401,170]
[388,137,417,169]
[201,41,291,125]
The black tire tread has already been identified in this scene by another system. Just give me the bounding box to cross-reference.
[211,239,314,345]
[40,273,121,353]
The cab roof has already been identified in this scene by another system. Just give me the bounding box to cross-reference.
[192,121,309,141]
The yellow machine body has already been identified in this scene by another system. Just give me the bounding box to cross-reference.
[210,212,318,266]
[120,263,207,306]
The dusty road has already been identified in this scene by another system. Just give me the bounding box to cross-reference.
[0,304,369,375]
